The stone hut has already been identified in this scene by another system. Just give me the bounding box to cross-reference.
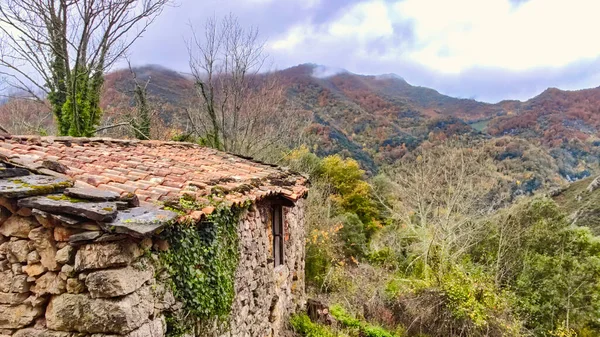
[0,135,309,337]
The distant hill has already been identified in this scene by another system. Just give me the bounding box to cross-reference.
[100,63,600,179]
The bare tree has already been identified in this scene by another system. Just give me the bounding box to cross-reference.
[0,0,170,136]
[186,14,304,159]
[95,61,160,139]
[373,142,505,280]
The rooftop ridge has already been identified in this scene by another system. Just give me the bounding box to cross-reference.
[1,134,288,170]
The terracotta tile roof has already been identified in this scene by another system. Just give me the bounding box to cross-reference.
[0,135,309,207]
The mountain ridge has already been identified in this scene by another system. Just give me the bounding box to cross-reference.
[97,63,596,182]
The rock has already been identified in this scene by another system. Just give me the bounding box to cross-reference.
[119,193,140,207]
[0,271,31,293]
[0,292,28,304]
[74,241,142,271]
[46,286,154,334]
[64,187,120,201]
[0,260,7,272]
[31,272,65,296]
[32,211,54,229]
[32,209,84,228]
[11,263,22,274]
[0,198,17,214]
[60,264,75,277]
[41,160,68,174]
[53,226,83,242]
[18,195,118,222]
[27,250,40,264]
[24,295,46,308]
[28,227,58,271]
[0,304,43,329]
[86,262,153,298]
[12,328,73,337]
[126,316,165,337]
[68,231,102,243]
[94,233,128,243]
[153,284,176,311]
[55,246,74,265]
[16,207,32,217]
[22,264,46,277]
[153,239,169,252]
[115,201,130,210]
[0,175,72,198]
[66,278,85,294]
[99,206,178,237]
[78,222,102,231]
[0,208,9,227]
[0,215,39,238]
[11,275,30,293]
[0,269,13,293]
[587,176,600,193]
[7,240,31,263]
[0,167,30,178]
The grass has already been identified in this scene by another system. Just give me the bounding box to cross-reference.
[469,119,491,132]
[553,176,600,233]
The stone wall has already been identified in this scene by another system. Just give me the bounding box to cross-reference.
[0,196,306,337]
[224,199,306,337]
[0,197,171,337]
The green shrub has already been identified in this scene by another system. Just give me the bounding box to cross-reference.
[290,314,346,337]
[330,304,403,337]
[440,266,514,327]
[337,213,368,258]
[306,243,335,289]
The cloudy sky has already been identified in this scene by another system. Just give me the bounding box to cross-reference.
[129,0,600,103]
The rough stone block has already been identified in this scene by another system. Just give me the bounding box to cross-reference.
[0,292,28,304]
[27,250,40,264]
[46,286,153,334]
[54,245,74,266]
[74,241,142,271]
[18,195,117,222]
[53,227,81,242]
[126,316,165,337]
[31,272,65,296]
[86,263,153,298]
[0,271,30,293]
[0,304,43,329]
[12,328,72,337]
[22,264,46,277]
[0,175,72,199]
[0,215,39,238]
[28,227,58,271]
[68,231,102,243]
[7,240,31,263]
[99,206,178,237]
[0,198,18,214]
[66,278,85,294]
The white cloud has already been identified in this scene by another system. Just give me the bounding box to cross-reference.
[268,0,600,74]
[245,0,321,9]
[270,0,393,51]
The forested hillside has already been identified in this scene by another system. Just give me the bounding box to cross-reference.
[90,63,600,189]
